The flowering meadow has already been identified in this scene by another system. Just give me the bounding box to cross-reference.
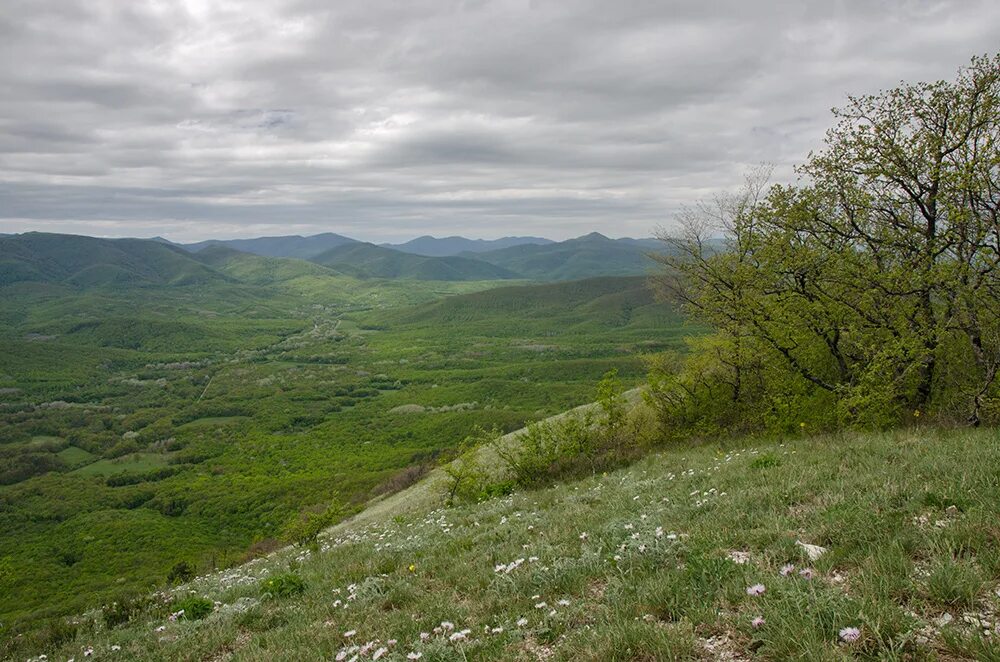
[19,425,1000,660]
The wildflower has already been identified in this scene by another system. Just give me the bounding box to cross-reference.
[83,649,94,658]
[798,568,815,580]
[449,631,467,642]
[155,625,166,632]
[728,551,751,565]
[373,647,388,659]
[491,626,504,634]
[419,632,430,641]
[557,599,570,606]
[752,617,766,628]
[779,563,795,576]
[579,532,589,541]
[655,527,664,537]
[407,653,423,660]
[746,583,766,596]
[516,617,529,627]
[535,602,547,609]
[839,626,861,643]
[440,621,455,632]
[344,630,357,638]
[914,409,921,418]
[408,564,416,573]
[111,645,121,651]
[387,639,397,646]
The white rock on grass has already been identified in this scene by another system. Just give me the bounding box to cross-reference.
[796,540,827,561]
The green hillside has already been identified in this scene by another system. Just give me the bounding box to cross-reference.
[192,245,348,284]
[370,276,677,338]
[0,233,230,287]
[183,233,358,259]
[14,420,1000,661]
[470,233,659,281]
[310,242,521,281]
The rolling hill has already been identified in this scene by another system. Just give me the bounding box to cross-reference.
[376,276,663,329]
[191,244,346,285]
[382,235,553,257]
[182,233,358,259]
[0,233,230,288]
[469,232,662,280]
[309,242,522,281]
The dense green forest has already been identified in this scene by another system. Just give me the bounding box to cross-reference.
[0,233,682,639]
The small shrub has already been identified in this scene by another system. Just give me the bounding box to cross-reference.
[166,560,195,585]
[260,572,306,599]
[102,593,151,628]
[441,426,499,504]
[282,501,342,548]
[172,596,214,620]
[750,453,782,469]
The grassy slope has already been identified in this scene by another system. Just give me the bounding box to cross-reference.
[31,423,1000,661]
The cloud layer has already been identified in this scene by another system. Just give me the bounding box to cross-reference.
[2,0,998,241]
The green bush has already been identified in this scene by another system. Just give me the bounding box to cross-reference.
[166,560,195,585]
[281,502,342,548]
[171,596,213,620]
[260,572,306,599]
[101,593,151,628]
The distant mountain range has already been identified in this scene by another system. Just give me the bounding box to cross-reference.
[177,233,356,259]
[0,231,668,287]
[381,235,553,256]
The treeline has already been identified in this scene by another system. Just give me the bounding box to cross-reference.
[650,54,1000,434]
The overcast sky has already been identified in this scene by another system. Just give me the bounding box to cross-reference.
[1,0,998,242]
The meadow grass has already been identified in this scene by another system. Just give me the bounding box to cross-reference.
[25,424,1000,661]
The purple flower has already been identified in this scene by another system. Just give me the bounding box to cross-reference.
[752,616,766,628]
[746,583,766,596]
[839,626,861,643]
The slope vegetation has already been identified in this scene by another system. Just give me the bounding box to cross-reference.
[20,423,1000,661]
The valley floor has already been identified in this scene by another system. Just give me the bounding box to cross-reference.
[24,425,1000,661]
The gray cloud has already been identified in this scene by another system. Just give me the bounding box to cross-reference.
[1,0,999,242]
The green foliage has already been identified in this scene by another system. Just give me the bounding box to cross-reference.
[101,593,153,629]
[166,560,195,585]
[171,596,214,620]
[281,502,343,548]
[259,572,306,599]
[650,54,1000,435]
[442,427,505,505]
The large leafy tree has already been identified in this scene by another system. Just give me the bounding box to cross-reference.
[653,54,1000,430]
